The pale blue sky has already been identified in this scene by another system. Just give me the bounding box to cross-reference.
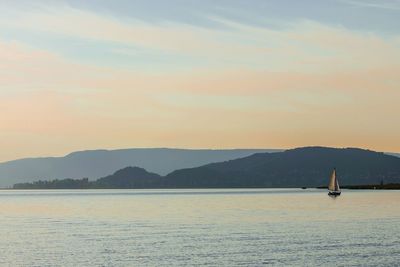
[61,0,400,33]
[1,0,400,69]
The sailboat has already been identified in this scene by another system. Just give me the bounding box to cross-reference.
[328,168,341,196]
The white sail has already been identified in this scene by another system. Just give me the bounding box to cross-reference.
[335,176,340,192]
[328,168,341,192]
[328,169,336,191]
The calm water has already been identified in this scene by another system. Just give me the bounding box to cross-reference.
[0,189,399,266]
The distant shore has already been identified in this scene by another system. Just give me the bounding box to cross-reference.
[5,184,400,190]
[317,183,400,190]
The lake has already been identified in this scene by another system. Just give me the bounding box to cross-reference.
[0,189,399,266]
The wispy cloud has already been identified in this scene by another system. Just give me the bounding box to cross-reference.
[0,2,400,160]
[1,5,400,73]
[341,0,400,10]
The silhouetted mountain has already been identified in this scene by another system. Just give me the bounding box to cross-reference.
[94,167,163,188]
[14,147,400,189]
[0,148,278,187]
[14,167,165,189]
[387,152,400,158]
[165,147,400,187]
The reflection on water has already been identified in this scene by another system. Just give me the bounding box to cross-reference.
[0,189,399,266]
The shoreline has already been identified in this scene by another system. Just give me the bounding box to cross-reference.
[2,185,400,190]
[318,183,400,190]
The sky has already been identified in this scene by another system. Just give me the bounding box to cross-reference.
[0,0,400,161]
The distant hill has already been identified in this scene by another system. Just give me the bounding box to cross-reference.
[0,148,278,187]
[386,152,400,158]
[14,147,400,189]
[95,167,163,189]
[165,147,400,188]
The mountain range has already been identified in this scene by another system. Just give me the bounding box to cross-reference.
[13,147,400,189]
[0,148,278,187]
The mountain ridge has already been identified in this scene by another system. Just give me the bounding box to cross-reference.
[13,147,400,189]
[0,148,279,187]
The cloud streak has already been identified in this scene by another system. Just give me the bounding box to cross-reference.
[341,0,400,10]
[1,5,398,71]
[0,3,400,160]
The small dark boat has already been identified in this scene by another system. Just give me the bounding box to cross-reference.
[301,187,307,189]
[328,168,341,196]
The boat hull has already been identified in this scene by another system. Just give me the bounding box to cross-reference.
[328,191,341,196]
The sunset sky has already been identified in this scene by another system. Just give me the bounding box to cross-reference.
[1,0,400,162]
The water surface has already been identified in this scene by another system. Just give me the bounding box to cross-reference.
[0,189,399,266]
